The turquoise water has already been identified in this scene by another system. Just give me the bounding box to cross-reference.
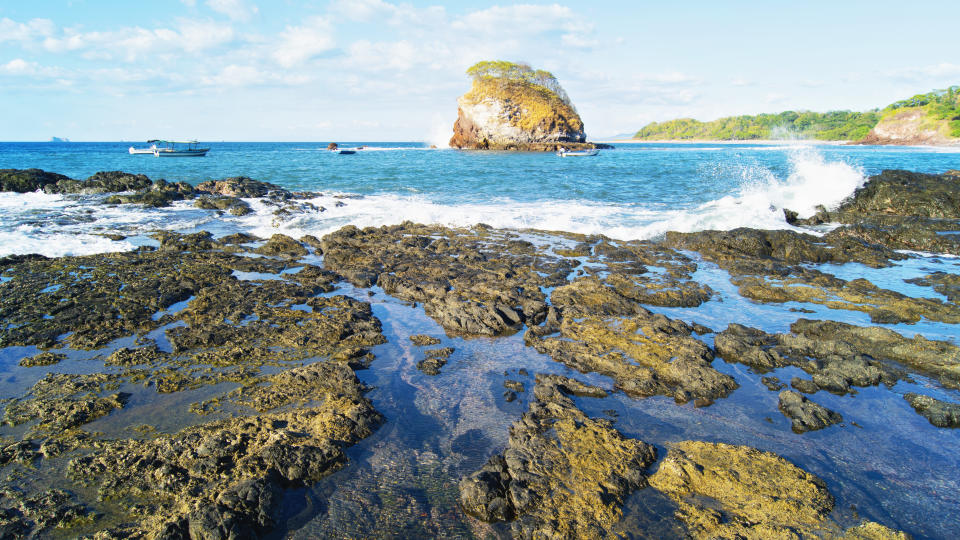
[1,141,958,257]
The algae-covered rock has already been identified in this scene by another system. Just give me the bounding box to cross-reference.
[409,334,442,346]
[18,352,65,367]
[526,306,735,405]
[3,373,128,433]
[254,233,308,257]
[0,168,73,193]
[322,223,574,336]
[649,441,911,539]
[649,441,833,538]
[716,320,960,394]
[903,393,960,428]
[459,375,656,538]
[449,61,589,150]
[416,347,454,375]
[778,390,843,433]
[195,176,285,198]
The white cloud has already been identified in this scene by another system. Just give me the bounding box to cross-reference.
[206,0,259,22]
[203,64,263,86]
[886,62,960,82]
[271,16,335,68]
[0,17,55,44]
[452,4,596,49]
[41,19,235,61]
[346,40,419,72]
[0,58,62,77]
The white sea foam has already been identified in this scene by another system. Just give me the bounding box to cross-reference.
[0,146,869,258]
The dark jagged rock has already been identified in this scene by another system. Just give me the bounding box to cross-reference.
[0,168,73,193]
[459,375,656,537]
[526,293,736,405]
[253,233,308,257]
[18,351,66,367]
[906,272,960,304]
[409,334,442,346]
[416,347,454,375]
[322,223,574,336]
[104,178,196,207]
[194,195,253,216]
[664,227,904,269]
[761,376,786,391]
[778,390,843,433]
[195,176,286,198]
[788,170,960,254]
[904,393,960,428]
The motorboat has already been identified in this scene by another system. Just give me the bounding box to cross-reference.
[151,140,209,157]
[332,149,356,155]
[557,148,599,157]
[128,143,156,155]
[128,140,209,157]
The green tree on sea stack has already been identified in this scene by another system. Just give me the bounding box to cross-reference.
[466,60,573,107]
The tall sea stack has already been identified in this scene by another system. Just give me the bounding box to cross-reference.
[449,61,600,151]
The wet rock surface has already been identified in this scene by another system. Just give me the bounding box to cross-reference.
[459,375,656,538]
[648,441,907,539]
[0,231,387,538]
[778,389,844,433]
[0,168,958,538]
[904,393,960,428]
[716,319,960,392]
[526,295,735,405]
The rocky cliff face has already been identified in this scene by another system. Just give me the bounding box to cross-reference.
[449,78,592,150]
[859,108,960,146]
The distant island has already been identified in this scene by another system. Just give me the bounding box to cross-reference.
[49,137,70,143]
[449,60,606,151]
[633,85,960,145]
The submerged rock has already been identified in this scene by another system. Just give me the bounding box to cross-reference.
[459,375,656,537]
[778,390,843,433]
[904,393,960,428]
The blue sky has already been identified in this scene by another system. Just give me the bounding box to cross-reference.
[1,0,958,141]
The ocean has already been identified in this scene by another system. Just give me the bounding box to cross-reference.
[1,141,959,257]
[1,141,959,538]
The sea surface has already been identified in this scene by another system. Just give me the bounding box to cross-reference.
[1,141,959,538]
[1,140,959,257]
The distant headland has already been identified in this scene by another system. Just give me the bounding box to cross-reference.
[632,85,960,146]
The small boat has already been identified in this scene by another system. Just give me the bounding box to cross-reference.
[128,144,156,155]
[332,149,356,155]
[152,140,209,157]
[130,140,209,157]
[557,148,599,157]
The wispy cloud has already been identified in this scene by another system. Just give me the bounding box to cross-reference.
[206,0,259,22]
[271,16,335,68]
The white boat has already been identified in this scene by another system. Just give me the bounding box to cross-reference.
[151,140,209,157]
[128,144,156,155]
[557,148,599,157]
[332,149,356,155]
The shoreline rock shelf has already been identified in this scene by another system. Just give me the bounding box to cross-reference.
[0,166,957,537]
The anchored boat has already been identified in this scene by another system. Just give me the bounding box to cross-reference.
[129,140,209,157]
[557,148,599,157]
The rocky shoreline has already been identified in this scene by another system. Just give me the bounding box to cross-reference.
[0,167,958,537]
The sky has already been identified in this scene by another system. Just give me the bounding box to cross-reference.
[1,0,959,142]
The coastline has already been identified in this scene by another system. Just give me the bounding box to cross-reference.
[0,166,958,537]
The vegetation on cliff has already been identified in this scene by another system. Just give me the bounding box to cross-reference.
[634,110,880,141]
[450,60,588,149]
[633,85,959,142]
